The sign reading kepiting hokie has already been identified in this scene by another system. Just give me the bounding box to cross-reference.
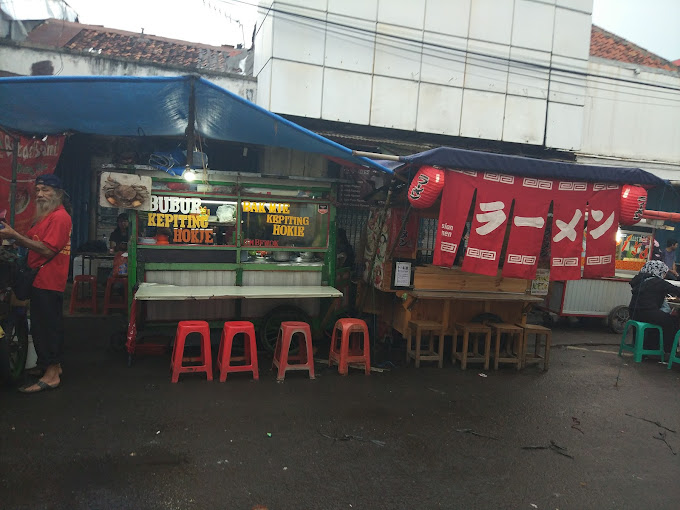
[432,170,620,281]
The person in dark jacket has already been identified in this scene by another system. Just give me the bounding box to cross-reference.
[629,260,680,354]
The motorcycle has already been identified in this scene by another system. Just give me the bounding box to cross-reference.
[0,248,29,385]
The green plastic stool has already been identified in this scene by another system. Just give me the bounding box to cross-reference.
[667,331,680,370]
[618,320,665,363]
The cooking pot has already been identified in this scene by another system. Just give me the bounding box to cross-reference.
[272,251,292,262]
[299,251,315,261]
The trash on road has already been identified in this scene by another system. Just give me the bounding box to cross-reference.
[456,428,499,440]
[652,431,677,455]
[625,413,676,433]
[522,440,574,459]
[318,430,386,447]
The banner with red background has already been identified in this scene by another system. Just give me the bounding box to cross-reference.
[432,170,477,267]
[0,129,66,234]
[432,171,621,281]
[582,184,620,279]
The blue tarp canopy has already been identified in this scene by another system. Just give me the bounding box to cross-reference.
[0,74,393,174]
[392,147,666,186]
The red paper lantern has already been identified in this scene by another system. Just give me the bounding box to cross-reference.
[407,166,445,209]
[619,185,647,225]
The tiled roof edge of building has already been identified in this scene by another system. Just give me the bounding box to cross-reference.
[590,25,679,72]
[26,18,239,52]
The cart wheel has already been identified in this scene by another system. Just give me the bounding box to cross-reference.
[260,305,311,353]
[0,313,29,386]
[542,312,555,327]
[608,305,629,334]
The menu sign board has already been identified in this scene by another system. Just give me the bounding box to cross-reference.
[242,200,329,248]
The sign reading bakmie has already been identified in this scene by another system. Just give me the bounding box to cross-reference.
[148,196,213,244]
[242,200,310,237]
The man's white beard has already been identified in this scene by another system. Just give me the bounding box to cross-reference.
[35,195,61,221]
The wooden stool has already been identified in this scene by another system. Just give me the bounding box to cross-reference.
[516,323,552,371]
[452,322,492,370]
[487,323,524,370]
[405,320,446,368]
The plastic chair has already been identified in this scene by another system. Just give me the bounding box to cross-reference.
[667,331,680,370]
[618,320,665,363]
[216,321,259,382]
[329,318,371,375]
[69,275,97,314]
[103,275,128,314]
[272,321,315,382]
[170,321,213,383]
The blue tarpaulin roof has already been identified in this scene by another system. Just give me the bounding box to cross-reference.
[392,147,666,186]
[0,74,393,174]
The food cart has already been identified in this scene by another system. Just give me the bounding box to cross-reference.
[352,147,668,342]
[118,168,345,356]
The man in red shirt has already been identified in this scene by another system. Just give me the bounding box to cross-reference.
[0,174,72,393]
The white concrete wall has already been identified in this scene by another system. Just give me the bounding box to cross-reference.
[580,60,680,165]
[254,0,594,150]
[0,45,257,101]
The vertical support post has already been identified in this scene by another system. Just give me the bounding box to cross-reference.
[186,76,196,168]
[325,186,337,288]
[9,136,18,227]
[128,209,137,313]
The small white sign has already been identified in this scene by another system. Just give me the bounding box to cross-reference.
[99,172,152,210]
[394,261,413,288]
[531,269,550,296]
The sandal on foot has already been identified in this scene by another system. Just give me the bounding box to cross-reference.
[18,380,60,393]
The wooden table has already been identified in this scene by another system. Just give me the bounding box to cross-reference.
[126,283,343,360]
[398,289,544,337]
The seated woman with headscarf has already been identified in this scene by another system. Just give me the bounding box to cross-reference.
[629,260,680,354]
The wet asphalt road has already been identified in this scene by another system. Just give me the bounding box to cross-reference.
[1,317,679,510]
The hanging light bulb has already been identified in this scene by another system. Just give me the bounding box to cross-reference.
[182,166,196,182]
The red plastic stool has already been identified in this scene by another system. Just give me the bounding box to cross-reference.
[272,321,315,382]
[216,321,259,382]
[329,318,371,375]
[69,275,98,314]
[103,275,128,314]
[170,320,213,383]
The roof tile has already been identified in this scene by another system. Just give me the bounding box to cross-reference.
[590,25,679,72]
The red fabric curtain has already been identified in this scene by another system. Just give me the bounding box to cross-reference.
[432,171,476,267]
[583,184,620,279]
[461,173,515,276]
[502,178,553,279]
[549,182,589,281]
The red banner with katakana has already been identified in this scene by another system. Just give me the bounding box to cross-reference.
[462,173,514,276]
[549,182,589,281]
[583,184,620,279]
[432,171,476,267]
[503,177,553,279]
[430,169,621,282]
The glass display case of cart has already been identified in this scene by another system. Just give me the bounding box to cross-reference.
[136,194,238,247]
[240,198,330,263]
